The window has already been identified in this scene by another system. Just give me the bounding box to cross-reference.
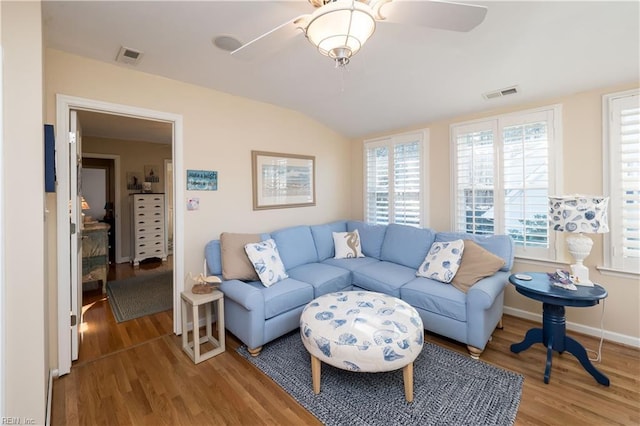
[364,131,427,227]
[603,90,640,274]
[451,106,561,259]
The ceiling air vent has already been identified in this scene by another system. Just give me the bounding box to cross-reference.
[115,46,143,66]
[482,85,520,101]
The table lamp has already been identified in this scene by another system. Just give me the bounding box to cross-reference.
[81,196,92,223]
[548,195,609,286]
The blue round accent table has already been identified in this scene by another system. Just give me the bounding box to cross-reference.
[509,273,609,386]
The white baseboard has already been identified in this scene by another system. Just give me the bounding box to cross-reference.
[503,306,640,349]
[180,316,215,335]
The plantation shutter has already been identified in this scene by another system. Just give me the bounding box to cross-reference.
[501,110,552,253]
[452,106,559,259]
[453,123,496,235]
[365,144,389,225]
[609,93,640,271]
[394,140,421,226]
[364,132,424,226]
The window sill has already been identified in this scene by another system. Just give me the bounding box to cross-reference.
[596,266,640,280]
[513,256,568,269]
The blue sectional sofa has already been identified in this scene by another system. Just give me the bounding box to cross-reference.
[204,220,514,358]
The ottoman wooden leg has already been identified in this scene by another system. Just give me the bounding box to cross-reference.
[403,362,414,402]
[311,355,321,394]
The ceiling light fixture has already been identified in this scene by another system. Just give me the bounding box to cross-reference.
[304,0,376,67]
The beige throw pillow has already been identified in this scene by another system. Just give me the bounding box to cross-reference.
[450,240,505,293]
[220,232,261,281]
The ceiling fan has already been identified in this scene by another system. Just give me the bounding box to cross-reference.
[232,0,488,67]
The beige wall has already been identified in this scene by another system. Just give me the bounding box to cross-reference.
[2,1,47,422]
[84,136,172,260]
[45,48,353,366]
[351,82,640,344]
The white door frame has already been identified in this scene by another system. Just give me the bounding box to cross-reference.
[56,94,185,375]
[82,153,124,263]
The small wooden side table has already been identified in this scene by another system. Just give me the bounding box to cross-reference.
[181,289,225,364]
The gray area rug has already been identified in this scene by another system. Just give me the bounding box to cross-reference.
[238,331,523,426]
[106,271,172,322]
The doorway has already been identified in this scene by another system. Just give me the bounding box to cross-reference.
[56,95,185,376]
[82,157,115,264]
[78,113,175,364]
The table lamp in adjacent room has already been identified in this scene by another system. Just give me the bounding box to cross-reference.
[81,196,92,223]
[549,195,609,286]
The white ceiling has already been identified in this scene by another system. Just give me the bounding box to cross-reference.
[43,1,640,140]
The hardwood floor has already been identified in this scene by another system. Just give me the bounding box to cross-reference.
[77,258,174,365]
[54,275,640,425]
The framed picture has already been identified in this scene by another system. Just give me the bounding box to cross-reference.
[186,169,218,191]
[126,171,143,191]
[252,151,315,210]
[144,165,160,183]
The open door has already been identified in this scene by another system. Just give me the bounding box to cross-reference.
[69,110,83,361]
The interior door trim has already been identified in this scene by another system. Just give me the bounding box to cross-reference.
[55,94,185,376]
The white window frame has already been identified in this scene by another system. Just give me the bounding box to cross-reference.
[363,130,429,227]
[450,105,563,260]
[602,89,640,276]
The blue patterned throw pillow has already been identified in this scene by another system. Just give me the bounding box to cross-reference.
[244,239,288,287]
[416,240,465,283]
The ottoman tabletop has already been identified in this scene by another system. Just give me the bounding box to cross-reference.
[300,291,424,372]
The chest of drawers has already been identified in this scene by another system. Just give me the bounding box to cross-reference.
[130,193,167,266]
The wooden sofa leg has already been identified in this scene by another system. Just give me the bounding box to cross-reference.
[497,316,504,330]
[248,346,263,357]
[467,345,483,359]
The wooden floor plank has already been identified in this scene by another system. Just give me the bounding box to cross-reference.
[53,260,639,425]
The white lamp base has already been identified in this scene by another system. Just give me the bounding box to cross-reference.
[570,263,594,286]
[566,233,595,286]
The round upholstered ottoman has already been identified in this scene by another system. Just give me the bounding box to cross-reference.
[300,291,424,402]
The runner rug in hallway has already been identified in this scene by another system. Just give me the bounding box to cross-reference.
[106,271,172,322]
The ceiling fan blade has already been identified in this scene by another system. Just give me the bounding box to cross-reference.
[378,0,488,32]
[231,15,308,60]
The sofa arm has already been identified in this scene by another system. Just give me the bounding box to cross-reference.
[466,271,510,310]
[220,280,264,313]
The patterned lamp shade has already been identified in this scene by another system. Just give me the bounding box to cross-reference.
[548,195,609,234]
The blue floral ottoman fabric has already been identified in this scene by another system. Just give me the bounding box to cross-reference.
[300,291,424,372]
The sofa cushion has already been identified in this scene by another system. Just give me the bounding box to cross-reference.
[261,278,314,320]
[244,239,289,287]
[401,277,467,322]
[436,232,514,271]
[451,240,506,293]
[333,229,365,259]
[380,223,436,269]
[220,232,261,281]
[416,240,465,283]
[347,221,387,258]
[310,221,347,261]
[322,256,380,271]
[204,240,222,275]
[271,226,318,269]
[287,263,351,296]
[351,261,417,297]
